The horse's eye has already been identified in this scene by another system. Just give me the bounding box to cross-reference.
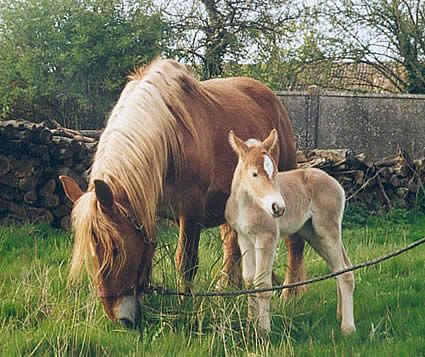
[252,172,258,177]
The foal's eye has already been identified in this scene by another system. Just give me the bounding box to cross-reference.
[252,172,258,177]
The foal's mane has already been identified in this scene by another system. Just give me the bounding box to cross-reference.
[70,58,202,279]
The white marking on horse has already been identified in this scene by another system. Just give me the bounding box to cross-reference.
[245,138,261,147]
[263,155,274,179]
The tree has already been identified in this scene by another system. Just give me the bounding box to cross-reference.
[0,0,168,128]
[324,0,425,93]
[163,0,302,80]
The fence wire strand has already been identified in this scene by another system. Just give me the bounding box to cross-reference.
[147,236,425,298]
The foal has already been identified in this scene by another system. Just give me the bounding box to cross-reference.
[225,129,355,335]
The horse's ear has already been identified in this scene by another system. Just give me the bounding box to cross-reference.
[59,175,83,203]
[94,180,114,208]
[228,130,248,157]
[262,129,278,153]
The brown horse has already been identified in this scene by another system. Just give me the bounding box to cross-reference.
[60,58,298,328]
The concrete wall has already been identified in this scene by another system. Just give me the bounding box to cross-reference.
[279,89,425,159]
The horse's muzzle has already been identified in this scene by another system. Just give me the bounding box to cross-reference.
[119,317,136,329]
[116,295,140,329]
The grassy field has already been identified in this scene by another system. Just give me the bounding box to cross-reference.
[1,208,425,356]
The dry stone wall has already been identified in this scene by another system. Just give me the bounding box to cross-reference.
[279,90,425,159]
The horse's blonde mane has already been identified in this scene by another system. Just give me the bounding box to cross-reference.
[70,58,201,279]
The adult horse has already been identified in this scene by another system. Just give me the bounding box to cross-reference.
[60,58,299,327]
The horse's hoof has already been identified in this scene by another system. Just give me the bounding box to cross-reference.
[176,278,193,300]
[215,272,242,290]
[215,274,228,290]
[341,325,356,336]
[280,284,307,299]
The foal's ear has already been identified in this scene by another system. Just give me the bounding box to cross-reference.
[262,129,278,153]
[228,130,249,157]
[59,175,83,203]
[94,180,114,208]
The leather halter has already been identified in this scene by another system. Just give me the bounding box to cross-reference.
[123,209,145,233]
[97,209,156,299]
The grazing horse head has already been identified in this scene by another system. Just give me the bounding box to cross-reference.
[60,176,155,328]
[228,129,286,218]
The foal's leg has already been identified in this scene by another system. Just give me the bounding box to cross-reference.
[281,234,307,298]
[175,215,201,293]
[238,234,258,321]
[336,243,353,320]
[255,233,279,334]
[216,224,243,289]
[305,221,355,335]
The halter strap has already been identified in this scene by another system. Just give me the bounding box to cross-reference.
[123,210,145,232]
[97,285,155,299]
[96,206,156,299]
[97,242,153,299]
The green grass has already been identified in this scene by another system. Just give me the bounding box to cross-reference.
[1,210,425,356]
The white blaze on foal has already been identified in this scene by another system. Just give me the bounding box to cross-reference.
[263,155,274,179]
[225,129,356,335]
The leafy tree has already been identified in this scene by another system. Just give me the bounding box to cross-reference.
[163,0,302,80]
[324,0,425,93]
[0,0,168,128]
[231,30,332,91]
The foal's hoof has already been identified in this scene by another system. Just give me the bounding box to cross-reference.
[257,329,271,341]
[258,324,271,337]
[341,325,356,336]
[248,322,271,340]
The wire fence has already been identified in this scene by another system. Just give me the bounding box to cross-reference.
[147,236,425,298]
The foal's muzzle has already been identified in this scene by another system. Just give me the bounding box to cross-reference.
[271,202,285,217]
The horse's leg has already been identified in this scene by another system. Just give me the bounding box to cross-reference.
[238,234,257,321]
[255,233,279,334]
[175,215,201,293]
[216,223,243,289]
[281,234,307,298]
[305,220,356,335]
